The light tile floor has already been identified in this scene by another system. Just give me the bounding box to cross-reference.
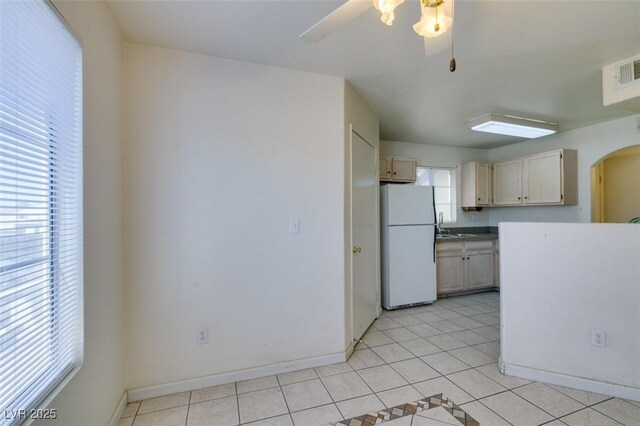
[119,291,640,426]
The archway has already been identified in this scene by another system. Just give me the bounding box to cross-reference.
[591,145,640,223]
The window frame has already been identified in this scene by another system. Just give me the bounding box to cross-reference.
[415,166,457,224]
[0,0,83,419]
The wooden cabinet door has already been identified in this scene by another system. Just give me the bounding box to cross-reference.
[492,159,523,205]
[476,162,491,206]
[436,242,465,294]
[380,156,393,182]
[523,150,562,204]
[437,254,465,294]
[465,251,494,289]
[392,157,417,182]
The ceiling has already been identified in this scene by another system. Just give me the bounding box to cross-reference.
[105,0,640,148]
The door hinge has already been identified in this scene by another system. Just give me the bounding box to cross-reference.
[560,153,563,159]
[561,194,564,200]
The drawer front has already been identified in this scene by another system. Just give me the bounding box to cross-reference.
[464,240,494,252]
[436,241,464,255]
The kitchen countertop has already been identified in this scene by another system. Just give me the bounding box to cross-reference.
[436,226,498,242]
[436,233,498,242]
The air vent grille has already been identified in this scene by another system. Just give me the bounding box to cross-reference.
[618,60,640,86]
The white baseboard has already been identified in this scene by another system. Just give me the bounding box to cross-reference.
[503,363,640,402]
[128,351,347,402]
[108,392,128,426]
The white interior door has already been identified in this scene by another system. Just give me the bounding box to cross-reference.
[352,132,378,341]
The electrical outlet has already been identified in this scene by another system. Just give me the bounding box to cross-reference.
[591,329,606,347]
[197,327,209,345]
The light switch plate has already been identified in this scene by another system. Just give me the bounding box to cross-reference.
[289,217,300,234]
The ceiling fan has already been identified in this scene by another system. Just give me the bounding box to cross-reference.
[299,0,457,71]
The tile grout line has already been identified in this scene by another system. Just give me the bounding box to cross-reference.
[129,403,191,419]
[238,411,295,426]
[274,373,293,422]
[184,391,191,426]
[234,382,240,426]
[587,398,627,425]
[314,366,347,421]
[132,399,141,423]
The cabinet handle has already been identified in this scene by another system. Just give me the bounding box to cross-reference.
[462,257,465,260]
[518,197,521,200]
[393,172,397,175]
[477,198,481,201]
[467,257,470,260]
[524,196,528,200]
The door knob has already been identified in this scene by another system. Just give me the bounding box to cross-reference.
[352,246,362,254]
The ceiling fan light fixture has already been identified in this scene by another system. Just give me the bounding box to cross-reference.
[413,0,452,38]
[373,0,405,26]
[468,113,559,139]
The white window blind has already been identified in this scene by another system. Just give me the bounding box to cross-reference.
[0,0,82,420]
[416,167,456,223]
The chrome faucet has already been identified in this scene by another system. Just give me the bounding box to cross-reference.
[437,212,449,234]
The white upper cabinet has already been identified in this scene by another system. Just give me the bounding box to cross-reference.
[492,159,523,205]
[380,156,417,183]
[523,149,577,205]
[462,161,491,208]
[491,149,577,206]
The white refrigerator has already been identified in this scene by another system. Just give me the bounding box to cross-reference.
[380,184,437,309]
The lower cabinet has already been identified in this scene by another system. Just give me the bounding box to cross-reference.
[436,239,497,295]
[435,242,465,294]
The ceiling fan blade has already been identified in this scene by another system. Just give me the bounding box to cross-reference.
[299,0,372,43]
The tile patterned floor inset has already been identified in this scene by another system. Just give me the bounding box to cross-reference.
[333,394,479,426]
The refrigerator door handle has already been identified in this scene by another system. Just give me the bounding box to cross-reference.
[433,225,436,263]
[432,186,436,226]
[432,186,437,264]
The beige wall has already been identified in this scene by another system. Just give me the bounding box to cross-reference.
[123,44,347,394]
[35,2,125,425]
[603,146,640,223]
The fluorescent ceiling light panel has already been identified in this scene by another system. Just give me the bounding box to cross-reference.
[468,113,558,139]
